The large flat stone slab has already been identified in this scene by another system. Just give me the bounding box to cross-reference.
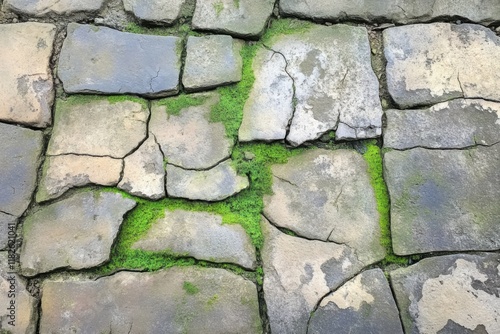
[20,191,136,276]
[391,253,500,334]
[58,23,182,97]
[385,145,500,255]
[40,267,262,333]
[123,0,186,25]
[0,23,56,128]
[133,209,256,269]
[384,23,500,108]
[0,213,16,251]
[3,0,105,16]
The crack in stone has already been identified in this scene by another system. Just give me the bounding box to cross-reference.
[166,156,231,172]
[0,210,15,217]
[389,140,500,152]
[149,68,161,93]
[457,71,466,97]
[272,174,299,187]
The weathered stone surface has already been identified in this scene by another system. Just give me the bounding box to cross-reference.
[239,46,294,142]
[264,149,385,263]
[385,145,500,255]
[20,191,136,276]
[183,35,242,91]
[118,135,166,200]
[0,213,16,251]
[385,99,500,150]
[123,0,186,25]
[150,92,233,169]
[0,23,55,128]
[391,253,500,334]
[192,0,274,38]
[166,160,249,201]
[3,0,105,16]
[384,23,500,108]
[47,97,148,158]
[309,269,404,334]
[0,123,44,217]
[37,155,123,202]
[40,267,262,333]
[133,209,256,269]
[58,23,181,97]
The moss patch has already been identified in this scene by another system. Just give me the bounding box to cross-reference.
[57,95,148,110]
[183,281,200,295]
[155,94,210,115]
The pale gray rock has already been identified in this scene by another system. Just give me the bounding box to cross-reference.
[183,35,242,91]
[123,0,186,25]
[384,23,500,108]
[166,160,249,201]
[133,209,256,269]
[385,145,500,255]
[0,23,56,128]
[58,23,181,97]
[0,213,16,250]
[391,253,500,334]
[40,267,262,333]
[3,0,105,16]
[20,191,136,276]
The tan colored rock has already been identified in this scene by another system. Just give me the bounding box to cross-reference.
[123,0,186,25]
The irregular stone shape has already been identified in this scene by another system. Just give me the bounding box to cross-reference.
[37,155,123,202]
[385,145,500,255]
[40,267,262,333]
[384,23,500,108]
[385,99,500,150]
[133,209,256,269]
[3,0,105,16]
[0,123,44,217]
[0,252,38,334]
[390,253,500,334]
[309,269,404,334]
[123,0,186,25]
[239,46,294,142]
[166,160,249,201]
[58,23,181,97]
[183,35,242,91]
[47,96,148,158]
[192,0,274,38]
[0,213,16,251]
[0,23,56,128]
[20,191,136,276]
[150,92,233,169]
[264,149,385,263]
[118,135,166,200]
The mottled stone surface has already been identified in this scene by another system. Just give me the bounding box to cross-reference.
[20,191,136,276]
[391,253,500,334]
[384,23,500,108]
[58,23,181,97]
[4,0,104,16]
[123,0,186,24]
[40,267,262,333]
[0,23,56,128]
[309,269,404,334]
[133,210,256,269]
[385,145,500,255]
[0,213,16,251]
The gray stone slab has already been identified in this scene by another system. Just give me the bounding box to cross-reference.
[384,145,500,255]
[384,99,500,150]
[0,123,44,217]
[20,191,136,276]
[40,267,262,333]
[390,253,500,334]
[384,23,500,108]
[0,213,16,251]
[123,0,186,25]
[0,23,56,128]
[58,23,182,97]
[309,269,404,334]
[3,0,105,16]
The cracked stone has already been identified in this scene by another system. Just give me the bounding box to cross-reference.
[123,0,187,25]
[0,213,16,251]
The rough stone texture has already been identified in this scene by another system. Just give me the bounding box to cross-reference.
[150,92,233,169]
[192,0,275,38]
[118,135,166,200]
[58,23,181,97]
[123,0,186,25]
[37,155,123,202]
[264,149,385,263]
[47,97,148,158]
[0,23,56,128]
[20,191,136,276]
[133,209,256,269]
[391,253,500,334]
[40,267,262,333]
[309,269,404,334]
[0,213,16,251]
[3,0,105,16]
[0,123,44,217]
[239,46,294,142]
[385,99,500,150]
[166,160,249,201]
[384,23,500,108]
[385,145,500,255]
[183,35,242,91]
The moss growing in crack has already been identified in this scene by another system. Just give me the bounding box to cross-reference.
[155,94,210,115]
[261,18,313,45]
[124,22,202,37]
[57,94,148,110]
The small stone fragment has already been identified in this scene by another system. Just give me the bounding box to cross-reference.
[0,213,16,251]
[4,0,106,16]
[123,0,186,25]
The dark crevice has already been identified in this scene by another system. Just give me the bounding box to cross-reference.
[165,156,231,172]
[387,140,500,152]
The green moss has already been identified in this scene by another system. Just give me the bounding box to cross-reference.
[124,22,202,38]
[107,95,148,109]
[261,19,313,45]
[205,294,219,309]
[57,95,148,110]
[256,266,264,285]
[213,1,224,16]
[155,94,209,115]
[183,281,200,295]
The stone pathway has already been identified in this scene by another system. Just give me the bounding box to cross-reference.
[0,1,499,333]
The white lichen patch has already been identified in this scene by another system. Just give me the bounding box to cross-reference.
[320,273,375,311]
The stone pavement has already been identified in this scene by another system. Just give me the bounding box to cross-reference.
[0,1,499,333]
